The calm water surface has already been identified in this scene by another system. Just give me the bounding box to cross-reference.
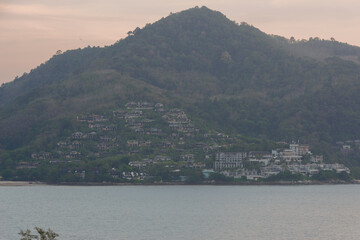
[0,185,360,240]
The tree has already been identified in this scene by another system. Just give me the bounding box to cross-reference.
[19,227,58,240]
[133,27,141,35]
[220,51,232,64]
[302,153,312,164]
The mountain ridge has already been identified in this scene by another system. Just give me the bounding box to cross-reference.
[3,6,360,105]
[1,6,360,176]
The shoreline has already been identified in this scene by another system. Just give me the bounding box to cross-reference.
[1,180,359,186]
[0,181,46,186]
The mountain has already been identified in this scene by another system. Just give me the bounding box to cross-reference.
[1,6,360,181]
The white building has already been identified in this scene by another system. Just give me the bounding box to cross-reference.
[214,152,246,170]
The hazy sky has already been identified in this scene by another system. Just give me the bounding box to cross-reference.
[1,0,360,84]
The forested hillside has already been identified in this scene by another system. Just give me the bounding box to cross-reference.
[1,6,360,181]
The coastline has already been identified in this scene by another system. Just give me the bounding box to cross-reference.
[0,181,45,186]
[1,180,359,186]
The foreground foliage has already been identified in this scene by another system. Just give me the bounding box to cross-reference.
[19,227,58,240]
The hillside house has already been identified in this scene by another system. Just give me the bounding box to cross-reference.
[320,163,350,173]
[71,141,82,148]
[139,140,152,147]
[91,114,109,123]
[57,141,68,147]
[312,155,324,163]
[299,145,310,155]
[134,128,144,133]
[31,152,52,160]
[214,152,246,170]
[127,140,139,148]
[154,155,171,162]
[87,132,97,139]
[248,158,271,167]
[66,151,81,159]
[289,144,311,156]
[97,143,109,151]
[261,165,284,177]
[113,110,125,118]
[248,151,271,158]
[287,164,319,175]
[88,123,102,129]
[155,103,164,108]
[159,141,173,148]
[181,154,194,162]
[341,145,352,154]
[100,136,116,142]
[103,125,117,131]
[129,161,148,168]
[72,132,84,139]
[125,101,153,110]
[149,128,162,135]
[281,149,302,163]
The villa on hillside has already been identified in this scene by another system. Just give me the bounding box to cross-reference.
[214,152,246,170]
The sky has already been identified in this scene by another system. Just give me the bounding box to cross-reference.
[1,0,360,84]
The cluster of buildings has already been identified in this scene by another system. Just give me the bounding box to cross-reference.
[29,101,207,166]
[214,143,350,180]
[162,109,199,134]
[128,153,205,170]
[26,100,352,182]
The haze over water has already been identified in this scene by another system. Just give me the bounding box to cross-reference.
[0,185,359,240]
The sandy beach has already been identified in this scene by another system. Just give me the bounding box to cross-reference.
[0,181,44,186]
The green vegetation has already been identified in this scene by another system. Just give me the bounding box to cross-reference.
[19,227,58,240]
[263,170,352,183]
[311,170,351,182]
[0,6,360,182]
[265,170,305,182]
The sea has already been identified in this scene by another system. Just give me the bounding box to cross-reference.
[0,185,359,240]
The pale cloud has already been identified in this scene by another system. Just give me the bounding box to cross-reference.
[271,0,360,7]
[271,0,315,6]
[2,3,73,16]
[1,2,130,22]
